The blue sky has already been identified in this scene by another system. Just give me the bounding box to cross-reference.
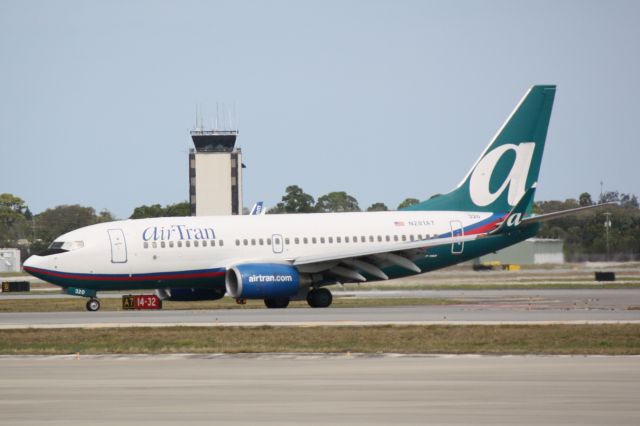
[1,0,638,218]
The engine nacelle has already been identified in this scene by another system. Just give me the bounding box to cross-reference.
[154,287,225,301]
[225,263,304,299]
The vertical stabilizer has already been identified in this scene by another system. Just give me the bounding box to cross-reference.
[403,85,556,213]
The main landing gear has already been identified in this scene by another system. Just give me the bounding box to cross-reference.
[306,288,332,308]
[264,297,290,309]
[86,298,101,312]
[262,288,333,309]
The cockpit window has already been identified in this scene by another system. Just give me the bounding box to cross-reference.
[61,241,84,251]
[38,240,85,257]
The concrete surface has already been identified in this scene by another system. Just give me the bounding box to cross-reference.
[0,354,638,425]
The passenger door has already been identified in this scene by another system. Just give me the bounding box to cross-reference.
[107,229,128,263]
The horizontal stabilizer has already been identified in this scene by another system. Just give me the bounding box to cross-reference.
[521,202,617,225]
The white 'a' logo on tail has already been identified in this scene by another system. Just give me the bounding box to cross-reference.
[469,142,535,207]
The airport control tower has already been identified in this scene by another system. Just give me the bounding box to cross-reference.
[189,127,242,216]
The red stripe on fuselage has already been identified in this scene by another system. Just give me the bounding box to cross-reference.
[23,266,225,282]
[465,215,507,235]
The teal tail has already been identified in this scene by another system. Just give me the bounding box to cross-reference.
[403,85,556,213]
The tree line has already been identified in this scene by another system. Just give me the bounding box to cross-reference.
[267,185,420,213]
[1,188,638,262]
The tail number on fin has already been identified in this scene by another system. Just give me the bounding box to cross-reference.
[469,142,535,207]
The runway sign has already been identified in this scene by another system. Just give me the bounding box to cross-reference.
[122,295,163,310]
[1,281,30,292]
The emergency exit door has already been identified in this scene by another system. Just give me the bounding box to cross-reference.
[449,221,464,254]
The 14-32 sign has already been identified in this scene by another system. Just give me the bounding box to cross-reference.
[122,295,162,310]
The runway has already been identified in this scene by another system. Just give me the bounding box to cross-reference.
[2,288,640,328]
[1,354,638,425]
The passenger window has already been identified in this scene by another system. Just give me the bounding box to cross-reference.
[186,241,191,247]
[161,241,166,248]
[353,236,357,242]
[401,235,406,241]
[202,241,207,247]
[312,237,317,244]
[152,242,157,248]
[144,242,149,249]
[345,236,350,243]
[243,239,248,246]
[320,237,325,244]
[394,235,399,242]
[369,236,374,242]
[385,235,390,242]
[275,237,281,245]
[285,238,290,245]
[410,235,414,242]
[361,236,366,243]
[294,237,300,244]
[235,239,240,246]
[259,238,264,245]
[211,240,216,247]
[178,241,182,248]
[377,235,382,242]
[336,237,341,243]
[328,237,333,243]
[219,240,224,246]
[169,241,174,248]
[267,238,272,245]
[303,237,308,244]
[251,239,256,246]
[194,241,199,247]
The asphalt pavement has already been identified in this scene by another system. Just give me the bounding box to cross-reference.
[1,354,638,425]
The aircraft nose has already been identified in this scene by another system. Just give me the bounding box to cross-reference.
[23,254,44,272]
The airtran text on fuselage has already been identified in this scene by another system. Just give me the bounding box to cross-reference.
[142,225,216,242]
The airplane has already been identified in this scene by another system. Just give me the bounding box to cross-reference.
[249,201,266,215]
[23,85,609,311]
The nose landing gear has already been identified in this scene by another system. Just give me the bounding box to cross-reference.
[64,287,101,312]
[86,298,101,312]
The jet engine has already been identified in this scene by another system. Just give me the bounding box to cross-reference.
[225,263,308,299]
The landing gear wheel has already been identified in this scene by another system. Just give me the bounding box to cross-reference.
[307,288,332,308]
[86,298,101,312]
[264,297,290,309]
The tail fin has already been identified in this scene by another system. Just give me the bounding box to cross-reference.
[403,85,556,213]
[249,201,265,215]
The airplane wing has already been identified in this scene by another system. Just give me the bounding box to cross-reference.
[289,232,493,281]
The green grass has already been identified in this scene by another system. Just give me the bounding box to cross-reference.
[1,324,638,355]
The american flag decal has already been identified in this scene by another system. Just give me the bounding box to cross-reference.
[394,221,405,226]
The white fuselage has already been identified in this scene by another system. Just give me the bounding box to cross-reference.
[24,210,495,280]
